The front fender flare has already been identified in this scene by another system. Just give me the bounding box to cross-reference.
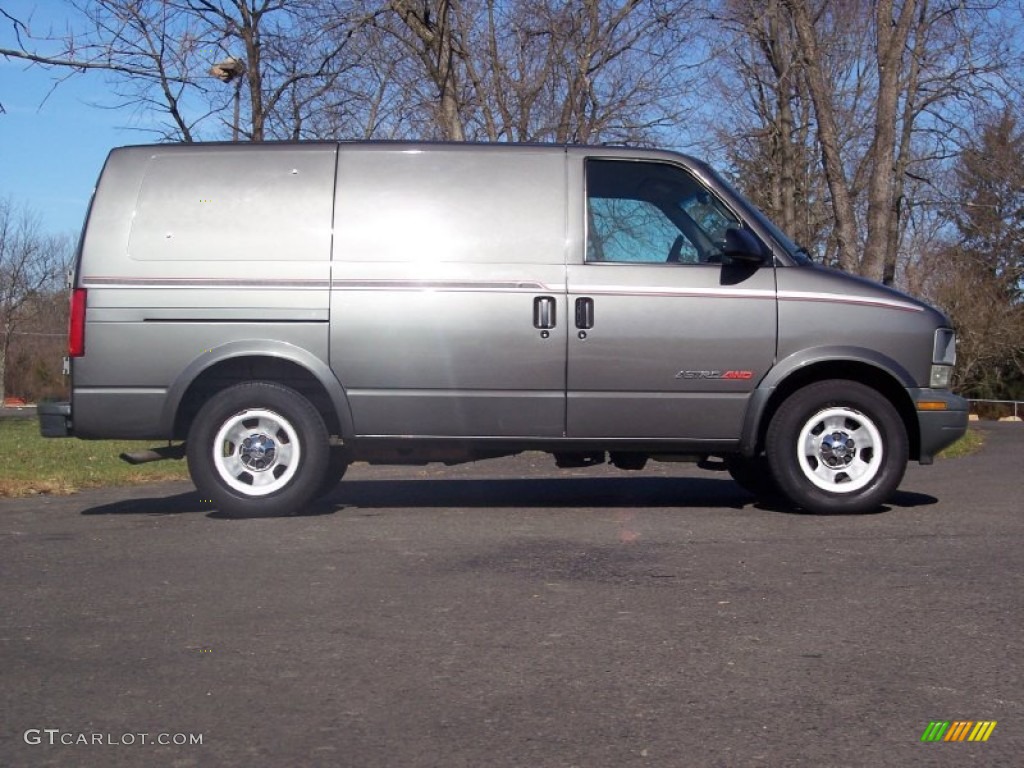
[739,346,916,456]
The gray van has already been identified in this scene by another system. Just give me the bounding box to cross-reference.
[39,142,967,517]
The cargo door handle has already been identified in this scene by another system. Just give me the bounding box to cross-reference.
[533,296,557,329]
[575,297,594,330]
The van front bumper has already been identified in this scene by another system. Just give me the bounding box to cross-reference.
[912,389,969,464]
[38,401,72,438]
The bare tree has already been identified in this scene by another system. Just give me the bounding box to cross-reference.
[2,2,205,140]
[710,0,833,252]
[922,253,1024,398]
[1,1,376,141]
[951,109,1024,296]
[712,0,1021,284]
[384,0,467,139]
[5,1,711,146]
[780,0,889,276]
[374,0,707,144]
[2,290,70,403]
[522,0,688,144]
[0,200,71,405]
[174,0,382,141]
[301,17,430,139]
[912,109,1024,399]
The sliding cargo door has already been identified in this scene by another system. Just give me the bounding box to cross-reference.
[330,146,568,438]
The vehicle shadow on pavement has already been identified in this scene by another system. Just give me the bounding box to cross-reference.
[749,488,938,516]
[886,489,939,508]
[80,489,340,518]
[320,476,938,514]
[80,490,214,517]
[75,479,938,518]
[323,476,749,510]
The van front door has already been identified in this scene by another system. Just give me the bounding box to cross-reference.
[566,157,777,440]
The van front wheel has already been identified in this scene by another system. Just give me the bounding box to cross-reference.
[766,380,908,514]
[725,455,783,505]
[187,382,329,518]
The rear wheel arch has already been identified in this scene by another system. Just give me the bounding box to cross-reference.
[166,348,353,441]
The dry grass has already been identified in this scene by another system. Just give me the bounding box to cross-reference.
[936,427,984,459]
[0,418,190,498]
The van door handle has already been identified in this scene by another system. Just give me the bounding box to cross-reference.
[575,297,594,329]
[533,296,557,329]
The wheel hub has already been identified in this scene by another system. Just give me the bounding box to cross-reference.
[239,433,277,471]
[819,430,856,467]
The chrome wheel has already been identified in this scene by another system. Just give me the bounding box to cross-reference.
[766,380,908,514]
[212,408,301,496]
[796,407,883,493]
[187,381,329,518]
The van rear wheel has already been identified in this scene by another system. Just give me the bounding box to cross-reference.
[187,382,329,518]
[765,380,908,514]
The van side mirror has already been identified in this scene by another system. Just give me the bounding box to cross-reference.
[722,228,766,265]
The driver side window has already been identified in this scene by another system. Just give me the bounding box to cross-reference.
[588,197,699,264]
[585,158,743,265]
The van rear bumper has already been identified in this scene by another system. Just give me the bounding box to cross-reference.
[38,401,72,438]
[912,389,969,464]
[38,390,168,440]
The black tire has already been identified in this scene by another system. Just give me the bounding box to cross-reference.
[725,455,784,505]
[766,380,908,514]
[315,446,350,499]
[186,382,329,518]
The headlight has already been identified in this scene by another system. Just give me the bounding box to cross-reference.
[933,329,956,365]
[930,365,953,389]
[930,329,956,389]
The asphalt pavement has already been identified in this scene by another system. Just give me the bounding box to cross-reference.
[1,423,1021,767]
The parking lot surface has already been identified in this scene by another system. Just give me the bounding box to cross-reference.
[2,423,1021,767]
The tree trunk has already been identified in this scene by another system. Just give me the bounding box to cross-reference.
[0,323,8,405]
[784,0,861,273]
[389,0,466,141]
[237,1,263,142]
[883,0,927,286]
[765,3,798,237]
[862,0,917,282]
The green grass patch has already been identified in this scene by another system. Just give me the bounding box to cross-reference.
[0,418,190,497]
[937,427,984,459]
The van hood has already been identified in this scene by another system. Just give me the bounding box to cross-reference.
[783,264,951,326]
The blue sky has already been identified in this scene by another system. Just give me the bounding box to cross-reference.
[1,1,145,236]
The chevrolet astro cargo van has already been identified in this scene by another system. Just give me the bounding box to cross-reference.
[39,142,968,517]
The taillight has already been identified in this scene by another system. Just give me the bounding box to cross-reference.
[69,288,87,357]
